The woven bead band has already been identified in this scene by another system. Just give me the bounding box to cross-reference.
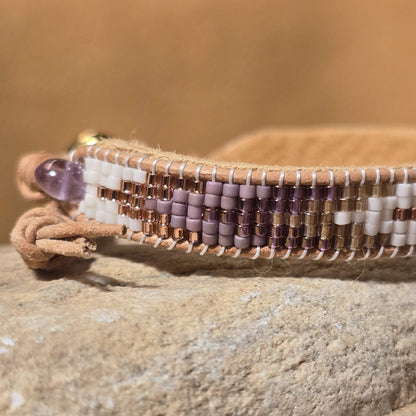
[67,141,416,261]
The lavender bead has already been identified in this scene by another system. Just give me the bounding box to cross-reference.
[220,196,237,210]
[205,181,223,195]
[223,183,239,198]
[219,234,234,247]
[171,202,187,216]
[202,232,218,246]
[204,194,221,208]
[234,235,250,249]
[203,220,219,234]
[145,198,157,210]
[171,215,186,229]
[172,189,189,204]
[256,185,271,199]
[187,205,203,219]
[186,217,202,232]
[219,222,235,235]
[188,192,204,206]
[34,159,85,203]
[157,199,172,214]
[239,184,256,199]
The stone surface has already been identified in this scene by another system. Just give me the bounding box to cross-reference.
[0,242,415,416]
[34,158,85,203]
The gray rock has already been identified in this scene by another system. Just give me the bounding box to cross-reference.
[0,242,415,415]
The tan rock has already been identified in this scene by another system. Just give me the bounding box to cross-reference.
[0,242,415,415]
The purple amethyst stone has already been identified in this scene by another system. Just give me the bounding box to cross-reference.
[35,158,85,203]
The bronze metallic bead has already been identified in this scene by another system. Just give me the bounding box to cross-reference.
[97,186,106,199]
[304,212,318,226]
[377,233,390,246]
[306,199,320,212]
[118,204,129,216]
[158,224,169,238]
[351,222,364,237]
[350,236,363,250]
[161,187,172,200]
[339,185,355,199]
[271,224,285,237]
[106,189,118,201]
[193,180,204,194]
[188,231,200,243]
[146,186,156,198]
[303,223,318,237]
[145,210,156,222]
[162,174,171,187]
[321,200,335,213]
[173,228,185,240]
[363,235,376,249]
[320,223,334,239]
[318,238,332,250]
[130,207,142,220]
[121,180,133,193]
[357,184,368,198]
[158,213,170,225]
[355,198,367,211]
[143,221,155,235]
[288,227,300,238]
[393,208,409,221]
[269,212,286,225]
[289,215,301,227]
[320,212,334,224]
[411,207,416,221]
[337,198,353,212]
[370,183,382,198]
[335,236,347,250]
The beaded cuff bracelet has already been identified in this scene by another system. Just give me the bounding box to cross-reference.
[13,131,416,268]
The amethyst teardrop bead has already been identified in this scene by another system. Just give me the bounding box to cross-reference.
[34,159,86,203]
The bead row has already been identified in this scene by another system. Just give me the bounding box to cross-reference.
[77,154,416,259]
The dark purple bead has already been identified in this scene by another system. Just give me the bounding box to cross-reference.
[238,212,253,225]
[326,186,336,201]
[287,237,300,249]
[271,225,286,238]
[271,198,286,213]
[310,186,322,200]
[238,224,251,237]
[34,159,85,203]
[251,234,266,247]
[319,238,332,251]
[255,223,268,237]
[272,186,286,200]
[289,199,302,214]
[269,237,284,248]
[255,211,268,224]
[220,209,235,223]
[204,208,218,222]
[256,198,270,211]
[303,237,317,250]
[237,198,254,212]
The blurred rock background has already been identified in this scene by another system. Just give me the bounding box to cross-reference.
[2,0,416,243]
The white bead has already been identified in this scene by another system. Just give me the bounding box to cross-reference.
[397,196,412,209]
[122,167,135,181]
[105,212,118,224]
[85,157,100,173]
[129,218,142,232]
[122,214,130,226]
[85,207,96,219]
[334,211,351,225]
[352,211,365,223]
[408,220,416,234]
[86,184,96,195]
[96,198,106,211]
[390,232,406,247]
[393,220,408,234]
[383,196,398,210]
[110,164,123,177]
[78,201,85,214]
[412,182,416,195]
[367,197,383,211]
[379,220,393,234]
[133,169,147,184]
[365,210,381,224]
[395,183,412,197]
[117,214,125,226]
[84,192,97,208]
[406,233,416,245]
[381,209,394,221]
[107,175,122,190]
[95,209,105,223]
[105,199,118,214]
[364,222,379,236]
